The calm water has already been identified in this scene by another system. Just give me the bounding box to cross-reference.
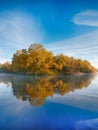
[0,73,98,130]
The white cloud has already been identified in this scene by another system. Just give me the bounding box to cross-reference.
[72,10,98,26]
[0,57,9,63]
[45,29,98,68]
[0,48,10,63]
[0,11,44,63]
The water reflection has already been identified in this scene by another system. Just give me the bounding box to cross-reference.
[0,73,97,107]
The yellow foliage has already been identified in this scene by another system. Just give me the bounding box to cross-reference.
[2,43,96,75]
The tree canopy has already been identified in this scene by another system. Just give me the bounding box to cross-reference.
[0,43,97,75]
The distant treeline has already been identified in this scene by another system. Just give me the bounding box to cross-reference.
[0,43,97,75]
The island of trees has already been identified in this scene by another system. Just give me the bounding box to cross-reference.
[0,43,97,75]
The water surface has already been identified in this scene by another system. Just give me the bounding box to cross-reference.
[0,73,98,130]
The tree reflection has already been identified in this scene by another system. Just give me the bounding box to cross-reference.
[0,73,97,107]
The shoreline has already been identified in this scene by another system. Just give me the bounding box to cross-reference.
[0,72,97,78]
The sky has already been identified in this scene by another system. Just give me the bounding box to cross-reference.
[0,0,98,68]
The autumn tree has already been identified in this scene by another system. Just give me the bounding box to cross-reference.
[10,43,97,75]
[0,62,11,72]
[11,43,54,74]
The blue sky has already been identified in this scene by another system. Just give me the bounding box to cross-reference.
[0,0,98,68]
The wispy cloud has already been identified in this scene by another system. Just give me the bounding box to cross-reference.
[0,11,44,62]
[45,29,98,68]
[72,10,98,26]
